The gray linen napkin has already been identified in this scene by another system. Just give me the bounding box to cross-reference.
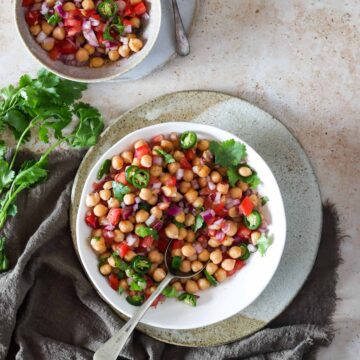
[0,150,341,360]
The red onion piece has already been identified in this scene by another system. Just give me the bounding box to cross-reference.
[215,231,226,241]
[122,207,133,220]
[176,168,184,180]
[214,192,221,204]
[82,28,99,47]
[142,12,150,21]
[126,234,138,246]
[200,209,215,222]
[40,2,49,15]
[116,0,126,12]
[152,155,162,166]
[194,243,203,254]
[220,245,227,252]
[145,214,157,226]
[36,31,47,43]
[208,180,216,191]
[191,179,199,190]
[248,244,257,253]
[89,17,100,27]
[152,220,164,231]
[32,3,42,11]
[167,205,182,216]
[124,24,132,33]
[103,229,115,239]
[54,4,65,18]
[151,182,161,190]
[225,198,241,209]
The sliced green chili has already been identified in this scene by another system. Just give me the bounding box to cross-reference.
[180,131,197,149]
[131,255,152,274]
[126,294,145,306]
[97,159,111,180]
[132,169,150,189]
[125,165,139,183]
[178,292,197,306]
[97,0,118,18]
[239,244,250,260]
[204,270,218,286]
[243,210,262,230]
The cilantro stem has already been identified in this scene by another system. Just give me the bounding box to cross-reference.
[0,184,25,229]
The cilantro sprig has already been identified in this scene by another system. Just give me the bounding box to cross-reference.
[257,234,273,256]
[209,139,247,167]
[0,70,104,272]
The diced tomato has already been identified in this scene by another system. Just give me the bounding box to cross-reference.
[197,235,207,244]
[95,30,104,44]
[61,39,77,54]
[64,18,82,27]
[108,273,120,290]
[134,144,150,159]
[157,238,168,252]
[239,196,254,216]
[172,240,184,250]
[22,0,34,6]
[65,9,82,19]
[103,230,114,247]
[207,229,217,237]
[94,23,106,32]
[184,148,196,161]
[165,175,177,187]
[107,208,122,226]
[140,236,154,249]
[134,2,146,15]
[203,196,213,210]
[213,202,228,217]
[85,211,98,229]
[149,176,159,184]
[123,6,135,17]
[67,24,82,37]
[48,44,62,60]
[179,157,192,170]
[151,294,165,308]
[114,171,128,185]
[237,224,251,239]
[151,134,164,144]
[227,260,245,276]
[25,10,40,26]
[123,18,132,26]
[81,9,100,19]
[115,242,130,258]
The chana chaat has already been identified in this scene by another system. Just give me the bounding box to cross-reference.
[85,131,273,307]
[22,0,148,68]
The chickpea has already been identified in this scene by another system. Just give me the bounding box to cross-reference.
[150,165,162,177]
[183,169,194,182]
[119,278,128,290]
[108,197,120,209]
[103,181,113,190]
[160,139,173,152]
[174,193,184,203]
[162,186,177,198]
[30,25,41,36]
[168,162,180,174]
[214,268,227,282]
[165,223,179,239]
[197,139,209,151]
[185,189,198,203]
[198,177,207,188]
[63,2,76,11]
[193,197,204,208]
[206,262,218,275]
[86,192,100,207]
[208,238,220,248]
[185,280,199,294]
[92,229,102,237]
[179,259,191,273]
[158,202,170,211]
[222,236,234,246]
[198,278,210,290]
[198,249,210,262]
[51,26,66,41]
[150,206,162,219]
[130,0,142,4]
[46,0,55,6]
[148,195,158,205]
[229,187,243,199]
[82,0,95,10]
[170,132,178,142]
[191,260,203,273]
[121,151,133,164]
[187,254,197,262]
[148,250,164,265]
[139,188,153,201]
[134,140,146,149]
[221,259,236,272]
[99,264,112,275]
[210,171,222,183]
[172,281,183,292]
[107,256,116,267]
[93,204,108,217]
[124,250,137,262]
[122,193,134,206]
[119,220,134,233]
[132,157,141,167]
[174,211,185,223]
[173,150,184,161]
[135,209,149,223]
[130,16,141,28]
[185,214,195,227]
[228,246,241,259]
[152,268,166,282]
[179,181,191,194]
[182,244,195,257]
[172,248,182,257]
[210,249,223,265]
[217,182,229,195]
[249,194,260,207]
[90,236,106,253]
[42,38,55,51]
[224,221,238,236]
[198,165,211,178]
[99,189,111,201]
[178,227,188,240]
[251,231,261,245]
[185,230,195,243]
[239,166,252,177]
[118,44,130,58]
[228,206,239,218]
[114,230,125,242]
[84,44,95,55]
[90,57,104,68]
[41,21,53,36]
[111,155,123,170]
[140,154,152,168]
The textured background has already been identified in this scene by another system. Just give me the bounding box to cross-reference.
[1,0,359,358]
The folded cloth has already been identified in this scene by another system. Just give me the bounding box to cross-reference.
[0,150,342,360]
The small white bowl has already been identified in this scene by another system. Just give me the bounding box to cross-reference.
[15,0,161,83]
[76,122,286,330]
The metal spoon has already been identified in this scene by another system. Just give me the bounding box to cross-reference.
[93,239,205,360]
[171,0,190,56]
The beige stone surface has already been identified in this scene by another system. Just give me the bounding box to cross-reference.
[1,0,359,358]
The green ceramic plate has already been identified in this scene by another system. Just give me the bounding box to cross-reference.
[70,91,322,346]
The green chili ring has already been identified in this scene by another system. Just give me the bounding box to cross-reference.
[243,210,262,230]
[125,165,139,184]
[126,294,145,306]
[180,131,197,149]
[203,269,218,286]
[132,169,150,189]
[239,244,250,260]
[131,256,151,274]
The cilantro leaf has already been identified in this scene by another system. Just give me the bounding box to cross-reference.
[193,214,205,232]
[13,164,47,188]
[7,203,17,217]
[112,181,130,201]
[209,139,247,167]
[155,149,175,164]
[111,252,128,270]
[226,166,261,188]
[162,286,179,298]
[0,159,15,192]
[135,225,159,240]
[257,234,273,256]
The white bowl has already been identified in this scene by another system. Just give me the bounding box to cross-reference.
[15,0,161,83]
[76,122,286,329]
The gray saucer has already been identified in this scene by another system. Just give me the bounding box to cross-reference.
[70,91,322,346]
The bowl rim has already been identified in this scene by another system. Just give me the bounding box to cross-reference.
[75,121,287,329]
[14,0,162,83]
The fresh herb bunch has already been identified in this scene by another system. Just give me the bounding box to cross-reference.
[0,69,104,272]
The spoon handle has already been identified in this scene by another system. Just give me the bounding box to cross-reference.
[93,273,174,360]
[171,0,190,56]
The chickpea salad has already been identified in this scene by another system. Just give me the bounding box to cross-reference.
[84,131,273,307]
[23,0,148,68]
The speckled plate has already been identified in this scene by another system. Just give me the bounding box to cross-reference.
[70,91,322,347]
